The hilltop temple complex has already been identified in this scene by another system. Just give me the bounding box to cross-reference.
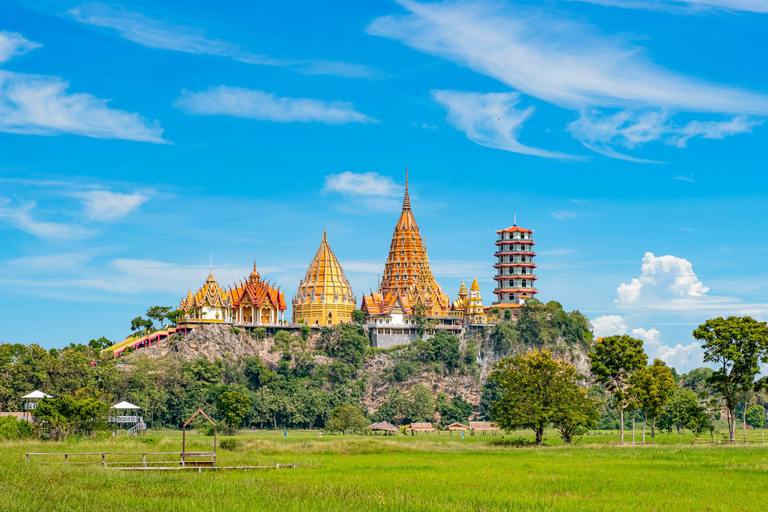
[167,173,535,350]
[292,231,356,325]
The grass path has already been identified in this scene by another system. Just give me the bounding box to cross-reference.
[2,432,768,511]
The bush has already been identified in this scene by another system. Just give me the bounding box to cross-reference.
[219,438,241,451]
[0,416,33,440]
[325,405,369,434]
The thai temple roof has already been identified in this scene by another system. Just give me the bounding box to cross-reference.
[181,270,231,310]
[470,277,481,292]
[230,262,287,311]
[293,231,355,306]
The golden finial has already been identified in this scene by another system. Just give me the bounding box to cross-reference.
[403,168,411,211]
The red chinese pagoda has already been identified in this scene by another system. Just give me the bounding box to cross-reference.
[491,217,538,319]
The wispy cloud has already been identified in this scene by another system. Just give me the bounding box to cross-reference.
[68,2,377,78]
[565,0,768,14]
[71,190,149,221]
[673,174,696,183]
[368,0,768,113]
[568,110,758,161]
[174,86,377,124]
[323,171,401,212]
[0,31,41,64]
[551,210,579,220]
[0,198,93,239]
[0,71,167,142]
[432,90,576,159]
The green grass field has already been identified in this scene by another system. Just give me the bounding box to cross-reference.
[3,430,768,511]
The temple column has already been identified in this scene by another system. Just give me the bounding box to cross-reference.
[257,308,261,325]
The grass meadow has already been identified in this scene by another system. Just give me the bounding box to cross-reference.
[3,429,768,511]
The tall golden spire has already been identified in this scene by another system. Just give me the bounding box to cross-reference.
[403,169,411,211]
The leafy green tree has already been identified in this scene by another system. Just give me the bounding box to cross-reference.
[166,309,186,326]
[216,390,251,434]
[490,322,519,355]
[436,394,473,424]
[319,323,369,367]
[351,310,366,325]
[375,388,410,425]
[252,327,267,341]
[491,349,597,445]
[664,387,705,434]
[589,335,647,443]
[746,405,765,429]
[480,376,503,420]
[130,316,153,335]
[694,316,768,442]
[325,405,369,434]
[632,359,675,438]
[35,395,109,440]
[680,367,714,393]
[146,306,172,329]
[243,356,276,389]
[0,415,33,440]
[88,337,113,351]
[406,385,435,423]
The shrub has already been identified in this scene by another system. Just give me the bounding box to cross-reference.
[219,438,241,451]
[325,405,369,434]
[0,416,33,440]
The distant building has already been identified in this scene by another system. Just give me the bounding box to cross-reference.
[452,278,487,324]
[292,231,357,325]
[180,270,233,323]
[490,219,538,319]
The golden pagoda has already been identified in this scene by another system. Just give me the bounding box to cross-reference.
[180,270,233,322]
[451,279,470,313]
[466,277,487,323]
[230,263,287,325]
[292,231,357,325]
[362,172,451,320]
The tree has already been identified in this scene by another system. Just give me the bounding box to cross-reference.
[490,349,597,445]
[325,405,369,434]
[167,309,186,326]
[146,306,172,329]
[88,336,113,351]
[489,322,519,355]
[632,359,675,439]
[351,310,366,325]
[664,387,705,434]
[35,396,109,440]
[694,316,768,442]
[407,385,436,423]
[436,394,473,424]
[746,405,765,429]
[216,390,251,434]
[130,316,153,335]
[589,335,647,443]
[375,388,410,425]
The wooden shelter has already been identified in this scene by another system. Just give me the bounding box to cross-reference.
[406,422,437,435]
[22,390,51,422]
[182,409,217,467]
[443,422,469,432]
[369,421,399,436]
[469,421,500,435]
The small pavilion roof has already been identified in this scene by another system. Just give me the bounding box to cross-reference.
[444,422,469,430]
[111,401,141,410]
[22,390,52,399]
[369,421,399,432]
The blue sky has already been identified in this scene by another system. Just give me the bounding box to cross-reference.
[1,0,767,371]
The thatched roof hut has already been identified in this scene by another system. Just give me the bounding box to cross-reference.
[369,421,399,435]
[469,421,500,435]
[406,422,437,435]
[444,422,469,431]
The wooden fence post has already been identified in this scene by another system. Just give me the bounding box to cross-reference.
[143,454,147,468]
[102,453,106,466]
[64,454,68,463]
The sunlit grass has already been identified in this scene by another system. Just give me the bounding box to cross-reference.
[3,430,768,511]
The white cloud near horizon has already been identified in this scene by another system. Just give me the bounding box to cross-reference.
[72,190,149,221]
[0,31,41,64]
[175,86,377,125]
[565,0,768,14]
[0,198,93,239]
[323,171,401,212]
[431,90,576,159]
[591,314,627,336]
[568,110,760,160]
[68,2,377,78]
[617,252,709,304]
[0,71,166,142]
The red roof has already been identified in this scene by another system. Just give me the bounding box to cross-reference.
[496,225,532,234]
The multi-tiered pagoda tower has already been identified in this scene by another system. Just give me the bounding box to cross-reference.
[292,231,357,325]
[491,218,537,319]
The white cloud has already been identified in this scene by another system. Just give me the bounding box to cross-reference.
[551,210,579,220]
[368,0,768,114]
[0,31,41,64]
[431,90,576,159]
[68,2,376,78]
[72,190,149,221]
[617,252,709,305]
[565,0,768,14]
[673,174,696,183]
[591,315,627,337]
[0,198,93,239]
[174,86,376,125]
[631,327,703,370]
[0,71,166,142]
[323,171,401,212]
[8,252,92,269]
[568,110,759,160]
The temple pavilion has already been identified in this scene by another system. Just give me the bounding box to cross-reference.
[292,231,356,325]
[452,277,487,324]
[362,173,459,347]
[180,264,286,325]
